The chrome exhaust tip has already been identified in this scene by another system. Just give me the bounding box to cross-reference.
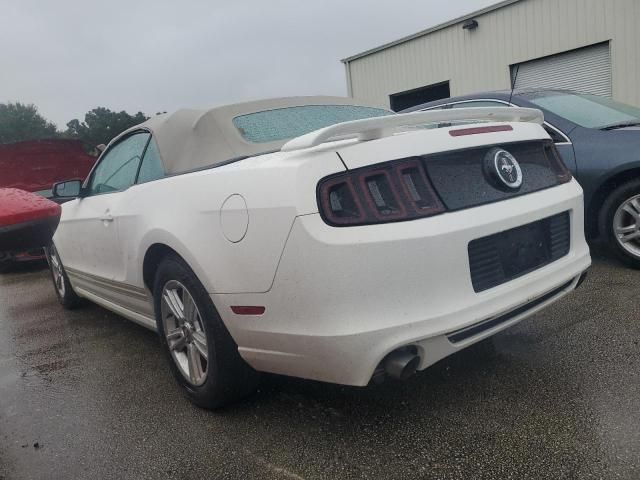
[384,349,420,380]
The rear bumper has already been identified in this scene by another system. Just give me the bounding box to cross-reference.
[0,216,59,252]
[0,249,46,263]
[213,181,591,386]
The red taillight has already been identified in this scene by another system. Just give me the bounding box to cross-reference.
[544,143,573,184]
[318,159,445,227]
[359,169,407,221]
[319,176,366,226]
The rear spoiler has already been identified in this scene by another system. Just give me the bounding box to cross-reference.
[281,107,544,153]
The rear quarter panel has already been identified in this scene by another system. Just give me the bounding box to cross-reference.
[118,150,345,294]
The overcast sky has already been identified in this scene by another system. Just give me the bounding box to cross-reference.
[1,0,498,127]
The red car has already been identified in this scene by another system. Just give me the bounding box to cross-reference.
[0,139,95,271]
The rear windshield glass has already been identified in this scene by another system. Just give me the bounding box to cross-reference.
[233,105,392,143]
[528,92,640,129]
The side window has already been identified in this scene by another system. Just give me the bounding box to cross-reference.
[87,132,150,195]
[137,137,165,184]
[450,101,509,108]
[543,125,568,144]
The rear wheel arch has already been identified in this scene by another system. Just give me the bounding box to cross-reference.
[143,244,188,292]
[588,167,640,238]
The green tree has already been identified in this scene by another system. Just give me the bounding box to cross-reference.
[0,102,58,144]
[65,107,149,147]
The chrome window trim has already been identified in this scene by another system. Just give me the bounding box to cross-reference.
[419,98,573,146]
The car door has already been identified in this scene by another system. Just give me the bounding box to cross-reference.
[57,131,150,295]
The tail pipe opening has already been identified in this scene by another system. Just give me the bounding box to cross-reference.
[372,347,420,383]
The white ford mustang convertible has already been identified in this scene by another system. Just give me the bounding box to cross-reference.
[46,96,591,408]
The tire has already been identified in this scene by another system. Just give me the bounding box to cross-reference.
[44,244,83,309]
[599,178,640,269]
[153,254,259,409]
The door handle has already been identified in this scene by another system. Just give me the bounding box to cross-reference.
[100,214,114,222]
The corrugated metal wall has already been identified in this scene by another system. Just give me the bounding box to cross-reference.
[345,0,640,109]
[512,42,612,96]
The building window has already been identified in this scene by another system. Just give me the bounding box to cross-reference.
[389,81,450,112]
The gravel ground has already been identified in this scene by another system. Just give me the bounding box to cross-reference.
[0,247,638,480]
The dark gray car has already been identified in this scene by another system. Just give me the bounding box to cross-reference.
[404,89,640,268]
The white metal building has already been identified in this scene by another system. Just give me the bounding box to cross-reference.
[342,0,640,111]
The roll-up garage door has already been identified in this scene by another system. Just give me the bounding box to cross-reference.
[512,42,611,97]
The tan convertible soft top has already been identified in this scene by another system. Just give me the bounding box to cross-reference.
[116,96,386,175]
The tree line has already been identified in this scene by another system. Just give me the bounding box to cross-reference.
[0,102,151,147]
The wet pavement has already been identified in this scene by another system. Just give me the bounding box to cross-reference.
[0,249,638,480]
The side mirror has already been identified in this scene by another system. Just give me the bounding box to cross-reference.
[52,179,83,199]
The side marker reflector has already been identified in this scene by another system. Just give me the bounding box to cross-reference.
[231,306,266,315]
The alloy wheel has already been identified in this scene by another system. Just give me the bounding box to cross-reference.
[160,280,209,386]
[613,194,640,258]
